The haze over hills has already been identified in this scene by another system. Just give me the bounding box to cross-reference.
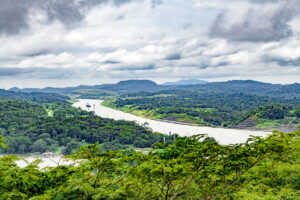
[163,79,209,85]
[9,79,300,97]
[9,79,171,96]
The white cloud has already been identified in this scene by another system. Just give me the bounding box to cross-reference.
[0,0,299,88]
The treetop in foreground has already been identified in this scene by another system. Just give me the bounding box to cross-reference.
[0,130,299,199]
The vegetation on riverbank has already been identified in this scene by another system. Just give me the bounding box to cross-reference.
[1,81,299,199]
[103,90,300,129]
[0,98,173,155]
[0,130,299,199]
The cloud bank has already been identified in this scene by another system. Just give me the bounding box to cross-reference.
[210,0,298,42]
[0,0,299,88]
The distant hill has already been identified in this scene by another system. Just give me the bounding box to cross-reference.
[9,79,300,98]
[163,79,208,85]
[275,83,300,94]
[103,80,166,94]
[0,89,69,103]
[9,80,168,96]
[9,85,101,94]
[178,80,282,94]
[117,80,157,86]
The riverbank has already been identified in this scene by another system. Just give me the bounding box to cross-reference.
[73,99,271,145]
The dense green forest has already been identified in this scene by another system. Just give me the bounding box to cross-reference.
[0,89,70,104]
[0,130,299,199]
[1,82,300,199]
[0,98,172,155]
[10,80,300,99]
[9,80,300,129]
[103,90,300,128]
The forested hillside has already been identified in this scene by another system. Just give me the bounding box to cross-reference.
[0,98,172,155]
[9,80,300,99]
[0,89,70,103]
[104,89,300,129]
[178,80,300,97]
[0,84,299,199]
[0,131,299,199]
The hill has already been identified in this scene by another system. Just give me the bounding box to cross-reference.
[163,79,208,85]
[0,98,172,155]
[0,89,70,103]
[10,80,169,96]
[178,80,282,94]
[9,79,300,100]
[103,79,165,94]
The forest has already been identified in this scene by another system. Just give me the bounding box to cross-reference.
[10,80,300,99]
[0,130,299,199]
[103,89,300,128]
[0,85,299,199]
[0,89,70,104]
[0,98,172,155]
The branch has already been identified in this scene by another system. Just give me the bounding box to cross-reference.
[169,175,194,200]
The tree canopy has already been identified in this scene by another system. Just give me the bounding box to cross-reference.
[0,99,172,155]
[0,130,299,199]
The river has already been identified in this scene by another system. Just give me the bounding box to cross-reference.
[4,99,271,168]
[0,155,78,168]
[15,156,75,168]
[73,99,271,145]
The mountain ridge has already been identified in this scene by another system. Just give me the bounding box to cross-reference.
[8,79,300,97]
[163,79,208,85]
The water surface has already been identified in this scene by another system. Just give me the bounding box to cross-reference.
[73,99,271,145]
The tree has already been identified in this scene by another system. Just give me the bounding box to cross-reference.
[203,136,216,143]
[31,139,47,153]
[257,104,288,120]
[62,139,80,155]
[0,131,299,199]
[294,107,300,118]
[0,136,7,149]
[124,132,297,199]
[5,136,32,154]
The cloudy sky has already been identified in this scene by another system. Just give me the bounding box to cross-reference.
[0,0,300,88]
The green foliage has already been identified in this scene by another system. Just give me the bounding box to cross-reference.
[62,139,80,155]
[46,109,54,117]
[0,136,8,149]
[0,89,70,104]
[104,90,300,128]
[0,99,172,155]
[0,131,299,199]
[256,104,289,120]
[72,89,118,100]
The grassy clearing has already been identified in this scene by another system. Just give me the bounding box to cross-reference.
[54,147,63,154]
[256,117,299,129]
[67,100,76,104]
[101,100,117,108]
[66,94,81,102]
[46,109,54,117]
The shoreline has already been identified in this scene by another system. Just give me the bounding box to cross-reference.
[101,102,299,133]
[73,99,271,145]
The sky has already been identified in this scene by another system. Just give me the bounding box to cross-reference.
[0,0,300,88]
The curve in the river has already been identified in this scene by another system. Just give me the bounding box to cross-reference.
[73,99,271,145]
